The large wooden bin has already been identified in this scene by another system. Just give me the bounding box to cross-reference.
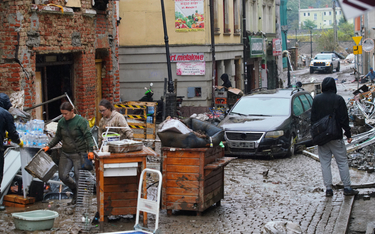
[161,146,234,215]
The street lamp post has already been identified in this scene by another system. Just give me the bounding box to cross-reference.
[309,27,313,59]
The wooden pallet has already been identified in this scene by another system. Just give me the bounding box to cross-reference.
[3,195,35,207]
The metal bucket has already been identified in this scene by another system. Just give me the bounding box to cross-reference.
[25,150,58,182]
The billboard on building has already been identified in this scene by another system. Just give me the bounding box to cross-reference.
[175,0,204,32]
[176,62,205,75]
[272,38,282,56]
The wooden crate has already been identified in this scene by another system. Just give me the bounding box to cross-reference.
[114,101,157,143]
[3,195,35,207]
[161,146,234,215]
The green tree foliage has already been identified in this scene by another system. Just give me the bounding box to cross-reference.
[302,19,317,29]
[316,29,336,51]
[338,22,354,41]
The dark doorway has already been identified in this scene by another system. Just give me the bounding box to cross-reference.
[45,65,73,119]
[36,53,74,120]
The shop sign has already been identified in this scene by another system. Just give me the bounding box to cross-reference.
[170,53,205,62]
[272,38,282,56]
[250,37,264,58]
[175,0,204,32]
[176,62,205,75]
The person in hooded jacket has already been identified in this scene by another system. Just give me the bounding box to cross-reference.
[311,77,358,197]
[0,93,23,194]
[98,99,133,147]
[220,73,232,89]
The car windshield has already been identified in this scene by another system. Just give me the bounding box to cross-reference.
[314,54,331,60]
[230,97,290,116]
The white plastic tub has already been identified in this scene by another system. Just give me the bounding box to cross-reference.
[12,210,59,231]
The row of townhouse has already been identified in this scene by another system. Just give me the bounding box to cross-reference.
[0,0,282,121]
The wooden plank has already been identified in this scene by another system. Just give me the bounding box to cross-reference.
[166,165,200,173]
[166,195,199,203]
[164,202,197,211]
[166,179,199,189]
[3,201,27,208]
[103,176,138,185]
[165,157,200,166]
[104,199,137,208]
[3,195,35,205]
[104,192,138,200]
[204,177,223,195]
[164,150,203,159]
[166,187,199,196]
[204,170,222,187]
[204,186,223,205]
[165,172,201,181]
[103,183,138,192]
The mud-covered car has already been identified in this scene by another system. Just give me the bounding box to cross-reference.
[310,53,340,74]
[218,89,313,158]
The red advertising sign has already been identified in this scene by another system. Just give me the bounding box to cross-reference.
[272,38,282,56]
[170,53,205,62]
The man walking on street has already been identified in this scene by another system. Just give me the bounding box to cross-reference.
[311,77,358,197]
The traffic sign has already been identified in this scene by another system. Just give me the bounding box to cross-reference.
[352,36,362,45]
[363,38,374,52]
[353,45,362,55]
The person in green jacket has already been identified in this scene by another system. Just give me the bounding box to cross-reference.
[43,102,94,205]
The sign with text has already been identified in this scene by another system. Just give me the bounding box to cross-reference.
[175,0,204,32]
[272,38,282,56]
[170,53,205,62]
[249,37,264,58]
[176,62,205,75]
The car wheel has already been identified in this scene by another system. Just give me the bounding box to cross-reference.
[286,135,295,157]
[310,68,314,74]
[336,63,340,72]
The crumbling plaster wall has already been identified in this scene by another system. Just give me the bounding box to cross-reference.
[0,0,120,119]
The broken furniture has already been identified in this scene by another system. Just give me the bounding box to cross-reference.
[161,146,235,216]
[94,147,158,231]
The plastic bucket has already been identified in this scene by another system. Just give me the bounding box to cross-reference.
[25,150,58,182]
[102,132,121,142]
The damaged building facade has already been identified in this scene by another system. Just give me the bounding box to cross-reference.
[0,0,120,121]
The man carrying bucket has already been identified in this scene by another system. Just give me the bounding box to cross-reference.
[0,93,23,196]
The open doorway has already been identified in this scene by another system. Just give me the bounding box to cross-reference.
[36,53,74,120]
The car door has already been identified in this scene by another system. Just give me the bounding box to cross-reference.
[298,94,313,142]
[292,96,305,142]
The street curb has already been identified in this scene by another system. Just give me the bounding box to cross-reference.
[333,195,355,233]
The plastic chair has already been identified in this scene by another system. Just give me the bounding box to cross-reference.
[99,168,162,234]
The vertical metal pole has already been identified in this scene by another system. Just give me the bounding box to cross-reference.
[310,28,312,59]
[242,0,247,94]
[160,0,174,93]
[163,78,167,120]
[210,0,216,106]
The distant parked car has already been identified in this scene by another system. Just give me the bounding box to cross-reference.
[218,88,313,158]
[310,52,340,74]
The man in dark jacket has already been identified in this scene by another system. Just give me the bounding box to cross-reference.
[220,73,232,88]
[0,93,22,194]
[311,77,358,197]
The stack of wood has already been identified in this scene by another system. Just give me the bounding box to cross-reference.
[3,195,35,208]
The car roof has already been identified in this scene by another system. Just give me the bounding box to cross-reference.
[243,88,309,99]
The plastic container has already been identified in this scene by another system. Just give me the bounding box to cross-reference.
[25,150,58,182]
[102,132,121,142]
[12,210,59,231]
[107,140,143,153]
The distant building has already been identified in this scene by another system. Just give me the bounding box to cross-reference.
[299,6,353,29]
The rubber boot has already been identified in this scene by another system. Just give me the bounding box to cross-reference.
[69,188,77,205]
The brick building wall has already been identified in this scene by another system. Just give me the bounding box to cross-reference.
[0,0,120,120]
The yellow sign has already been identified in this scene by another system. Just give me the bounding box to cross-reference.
[353,45,362,55]
[352,36,362,45]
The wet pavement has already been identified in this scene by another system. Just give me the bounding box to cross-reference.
[1,63,375,233]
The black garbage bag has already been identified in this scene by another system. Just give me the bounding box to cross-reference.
[157,118,224,148]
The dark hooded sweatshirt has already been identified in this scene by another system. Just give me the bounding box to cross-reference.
[311,77,351,140]
[220,73,232,88]
[0,93,20,150]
